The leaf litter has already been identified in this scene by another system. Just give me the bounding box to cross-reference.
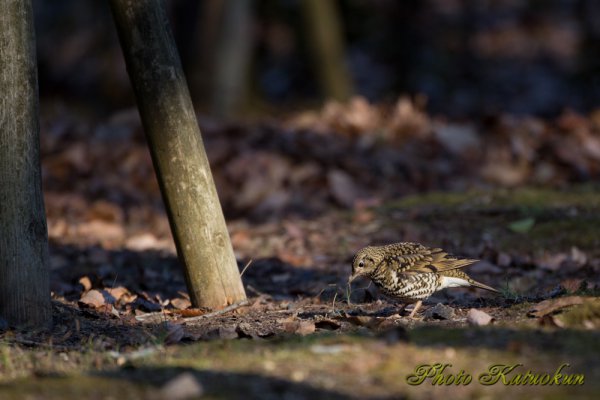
[1,102,600,396]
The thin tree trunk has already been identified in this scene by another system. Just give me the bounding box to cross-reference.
[0,0,51,328]
[302,0,353,102]
[211,0,253,119]
[109,0,246,310]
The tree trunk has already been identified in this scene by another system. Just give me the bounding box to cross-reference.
[302,0,353,102]
[0,0,52,328]
[109,0,246,310]
[211,0,253,119]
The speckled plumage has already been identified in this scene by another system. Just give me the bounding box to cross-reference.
[349,243,498,314]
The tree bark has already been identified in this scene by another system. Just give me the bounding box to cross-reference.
[109,0,246,310]
[0,0,52,328]
[302,0,353,102]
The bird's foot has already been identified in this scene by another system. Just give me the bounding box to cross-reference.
[407,300,423,319]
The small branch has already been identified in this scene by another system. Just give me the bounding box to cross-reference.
[183,300,249,322]
[239,259,253,277]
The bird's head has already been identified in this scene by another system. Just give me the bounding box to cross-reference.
[349,246,383,283]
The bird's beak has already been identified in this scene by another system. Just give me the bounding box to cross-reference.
[348,272,358,284]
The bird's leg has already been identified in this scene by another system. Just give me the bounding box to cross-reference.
[408,300,423,318]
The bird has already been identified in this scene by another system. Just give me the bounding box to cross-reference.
[349,242,499,318]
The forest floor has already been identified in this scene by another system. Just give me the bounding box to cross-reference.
[2,103,600,398]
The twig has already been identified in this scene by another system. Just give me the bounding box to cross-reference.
[346,282,352,306]
[331,292,339,314]
[182,300,249,322]
[245,284,268,297]
[105,272,120,319]
[239,259,254,277]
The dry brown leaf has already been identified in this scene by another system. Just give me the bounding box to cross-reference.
[538,314,565,328]
[79,289,105,308]
[78,276,92,292]
[174,308,207,318]
[85,200,123,223]
[105,286,130,301]
[322,96,381,137]
[75,220,125,245]
[280,317,316,336]
[561,278,584,293]
[536,252,568,271]
[295,321,316,336]
[528,296,584,318]
[387,96,430,140]
[481,160,529,187]
[125,233,160,251]
[171,297,192,310]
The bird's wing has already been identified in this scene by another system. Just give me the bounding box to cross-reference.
[385,243,478,274]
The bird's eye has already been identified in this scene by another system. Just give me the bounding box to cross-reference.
[358,261,364,267]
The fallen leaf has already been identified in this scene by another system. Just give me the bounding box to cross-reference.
[75,220,125,246]
[159,372,204,400]
[105,286,130,302]
[175,309,207,318]
[536,252,568,271]
[561,278,584,294]
[78,276,92,292]
[280,317,316,336]
[467,309,494,326]
[85,200,123,223]
[528,296,584,318]
[125,233,160,251]
[78,289,105,308]
[481,161,529,187]
[387,96,430,139]
[171,298,192,310]
[538,314,565,328]
[569,246,587,267]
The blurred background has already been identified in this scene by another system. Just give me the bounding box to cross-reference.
[34,0,600,118]
[34,0,600,229]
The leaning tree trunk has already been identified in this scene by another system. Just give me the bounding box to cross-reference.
[109,0,247,310]
[0,0,52,328]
